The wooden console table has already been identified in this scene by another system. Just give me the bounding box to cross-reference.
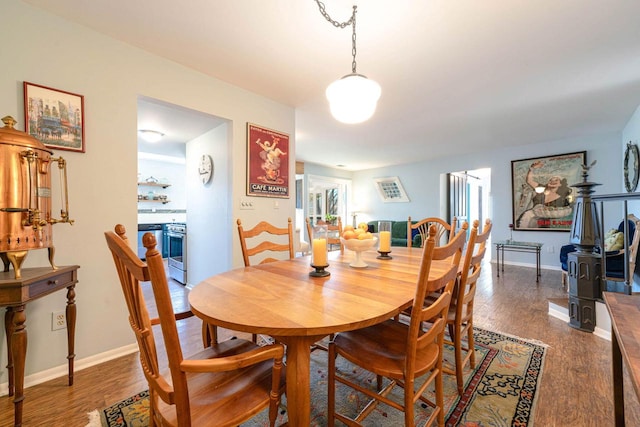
[603,292,640,426]
[0,265,79,427]
[494,240,542,282]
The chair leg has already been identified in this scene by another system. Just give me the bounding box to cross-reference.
[454,324,464,395]
[403,377,416,427]
[435,368,444,427]
[327,342,336,427]
[201,322,217,347]
[467,321,476,369]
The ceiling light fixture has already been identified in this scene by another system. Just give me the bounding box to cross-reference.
[314,1,381,124]
[138,129,164,143]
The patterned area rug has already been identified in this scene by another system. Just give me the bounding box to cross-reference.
[95,327,546,426]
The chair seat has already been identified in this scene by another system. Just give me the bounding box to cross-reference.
[157,338,286,427]
[334,319,439,380]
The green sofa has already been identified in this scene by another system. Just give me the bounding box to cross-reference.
[367,220,421,247]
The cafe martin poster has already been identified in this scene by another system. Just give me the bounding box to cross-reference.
[246,123,290,198]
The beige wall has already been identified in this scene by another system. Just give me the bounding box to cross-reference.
[0,1,295,386]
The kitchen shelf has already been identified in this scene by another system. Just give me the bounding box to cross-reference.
[138,199,171,204]
[138,182,171,189]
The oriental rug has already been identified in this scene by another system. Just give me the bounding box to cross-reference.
[91,327,546,427]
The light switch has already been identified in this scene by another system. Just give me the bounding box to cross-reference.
[239,198,254,210]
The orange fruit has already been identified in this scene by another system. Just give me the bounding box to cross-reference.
[343,225,354,232]
[342,230,356,240]
[358,222,369,231]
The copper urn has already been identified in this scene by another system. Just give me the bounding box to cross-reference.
[0,115,73,278]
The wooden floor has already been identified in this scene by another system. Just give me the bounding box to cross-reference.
[2,261,640,426]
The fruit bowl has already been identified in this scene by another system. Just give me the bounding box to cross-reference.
[341,237,378,268]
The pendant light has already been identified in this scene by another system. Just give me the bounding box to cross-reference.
[314,1,381,124]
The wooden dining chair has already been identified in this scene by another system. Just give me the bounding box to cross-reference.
[444,218,492,395]
[408,216,458,248]
[237,217,294,343]
[238,217,295,266]
[105,226,285,427]
[109,225,217,344]
[307,217,344,253]
[327,225,459,427]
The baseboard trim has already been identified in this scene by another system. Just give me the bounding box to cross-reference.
[491,260,561,271]
[0,343,138,397]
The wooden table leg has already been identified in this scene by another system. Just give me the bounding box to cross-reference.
[536,247,541,282]
[9,305,26,427]
[273,335,324,426]
[66,285,76,386]
[5,307,15,397]
[612,328,625,426]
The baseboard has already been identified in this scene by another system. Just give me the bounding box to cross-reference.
[0,343,138,397]
[547,297,612,341]
[548,303,570,323]
[491,259,561,272]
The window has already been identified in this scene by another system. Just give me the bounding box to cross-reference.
[374,177,410,203]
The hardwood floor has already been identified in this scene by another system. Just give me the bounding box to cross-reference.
[1,261,640,426]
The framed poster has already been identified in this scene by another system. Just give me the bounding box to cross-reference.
[511,151,586,231]
[246,123,290,198]
[23,82,85,153]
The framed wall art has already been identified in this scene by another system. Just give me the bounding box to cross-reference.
[23,82,85,153]
[511,151,586,231]
[246,123,289,198]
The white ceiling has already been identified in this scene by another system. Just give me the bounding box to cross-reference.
[24,0,640,171]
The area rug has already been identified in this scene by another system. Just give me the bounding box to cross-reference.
[91,327,546,426]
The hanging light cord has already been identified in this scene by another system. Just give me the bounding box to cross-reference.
[314,1,358,74]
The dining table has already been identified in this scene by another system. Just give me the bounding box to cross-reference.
[188,245,450,426]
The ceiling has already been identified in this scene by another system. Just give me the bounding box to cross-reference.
[24,0,640,171]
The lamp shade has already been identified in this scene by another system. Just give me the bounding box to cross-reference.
[326,73,381,124]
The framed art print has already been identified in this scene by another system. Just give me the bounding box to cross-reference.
[511,151,585,231]
[24,82,85,153]
[246,123,290,198]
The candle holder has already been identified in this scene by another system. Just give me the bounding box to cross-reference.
[377,221,392,259]
[310,224,330,277]
[310,263,330,277]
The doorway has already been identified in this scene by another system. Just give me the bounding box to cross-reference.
[136,96,230,287]
[445,168,491,231]
[305,174,352,237]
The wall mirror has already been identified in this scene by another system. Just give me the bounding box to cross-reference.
[624,142,639,192]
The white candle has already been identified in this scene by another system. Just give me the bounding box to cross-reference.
[312,238,328,266]
[379,231,391,252]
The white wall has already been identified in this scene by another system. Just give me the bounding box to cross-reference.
[0,1,294,386]
[623,105,640,213]
[352,132,622,268]
[186,123,232,286]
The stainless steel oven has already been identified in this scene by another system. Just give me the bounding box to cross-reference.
[166,223,187,285]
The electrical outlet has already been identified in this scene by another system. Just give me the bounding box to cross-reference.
[52,310,66,331]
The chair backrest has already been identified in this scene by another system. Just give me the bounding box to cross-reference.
[628,215,640,275]
[237,217,295,266]
[455,219,492,321]
[408,216,458,248]
[315,216,343,252]
[406,225,457,377]
[429,221,468,294]
[105,225,187,419]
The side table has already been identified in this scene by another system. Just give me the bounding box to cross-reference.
[0,265,79,427]
[494,240,542,282]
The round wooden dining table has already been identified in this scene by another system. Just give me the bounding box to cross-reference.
[189,245,449,426]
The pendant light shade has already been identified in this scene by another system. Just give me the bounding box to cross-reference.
[314,2,381,124]
[326,73,381,124]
